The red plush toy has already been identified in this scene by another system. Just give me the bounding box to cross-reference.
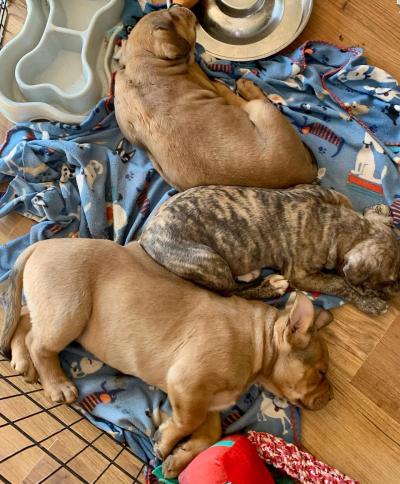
[178,434,275,484]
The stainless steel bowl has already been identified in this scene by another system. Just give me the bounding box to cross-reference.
[195,0,313,61]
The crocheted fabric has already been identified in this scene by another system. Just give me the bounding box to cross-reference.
[248,431,359,484]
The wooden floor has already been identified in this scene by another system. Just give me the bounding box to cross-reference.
[1,1,400,483]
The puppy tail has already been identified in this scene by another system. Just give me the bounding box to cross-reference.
[0,245,35,357]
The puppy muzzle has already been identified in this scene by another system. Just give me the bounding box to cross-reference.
[301,383,333,410]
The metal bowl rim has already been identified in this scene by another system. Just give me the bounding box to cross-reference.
[196,0,313,62]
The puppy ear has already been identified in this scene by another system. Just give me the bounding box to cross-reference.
[314,309,333,330]
[284,292,315,349]
[152,19,191,60]
[153,17,174,31]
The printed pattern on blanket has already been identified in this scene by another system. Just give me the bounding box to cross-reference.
[198,43,400,215]
[0,0,399,464]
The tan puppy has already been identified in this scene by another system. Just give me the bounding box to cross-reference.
[114,7,316,191]
[0,240,332,477]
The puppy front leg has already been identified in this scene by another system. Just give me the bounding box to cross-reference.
[154,368,214,461]
[154,396,209,461]
[10,308,37,383]
[162,411,221,478]
[292,272,388,315]
[236,273,289,299]
[236,79,268,102]
[25,310,84,404]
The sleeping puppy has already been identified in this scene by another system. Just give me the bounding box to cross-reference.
[114,7,316,191]
[140,185,400,315]
[0,241,332,478]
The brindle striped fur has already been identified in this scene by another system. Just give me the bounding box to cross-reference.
[140,185,400,315]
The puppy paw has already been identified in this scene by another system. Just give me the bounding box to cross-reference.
[263,274,289,296]
[153,430,166,460]
[162,444,193,479]
[236,79,266,101]
[11,352,37,383]
[153,442,164,461]
[357,297,388,315]
[153,440,172,462]
[44,380,78,404]
[153,420,174,460]
[163,454,180,479]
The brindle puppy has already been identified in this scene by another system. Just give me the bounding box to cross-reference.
[140,185,400,315]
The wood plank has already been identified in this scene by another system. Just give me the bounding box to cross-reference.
[0,446,52,483]
[115,449,145,477]
[0,425,31,461]
[17,411,64,442]
[42,430,87,463]
[352,315,400,425]
[45,468,81,484]
[68,446,109,482]
[289,0,400,81]
[303,367,400,483]
[21,444,60,484]
[326,302,397,363]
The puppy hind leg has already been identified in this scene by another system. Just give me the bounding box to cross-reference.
[236,273,289,300]
[244,99,316,183]
[244,99,294,136]
[147,241,241,294]
[181,256,239,293]
[25,311,85,404]
[27,331,78,404]
[10,309,37,383]
[162,412,221,478]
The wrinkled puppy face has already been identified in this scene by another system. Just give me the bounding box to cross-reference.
[125,8,197,62]
[259,293,333,411]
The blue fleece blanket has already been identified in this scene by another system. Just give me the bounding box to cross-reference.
[0,0,399,464]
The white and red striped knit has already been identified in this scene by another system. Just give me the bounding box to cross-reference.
[248,431,359,484]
